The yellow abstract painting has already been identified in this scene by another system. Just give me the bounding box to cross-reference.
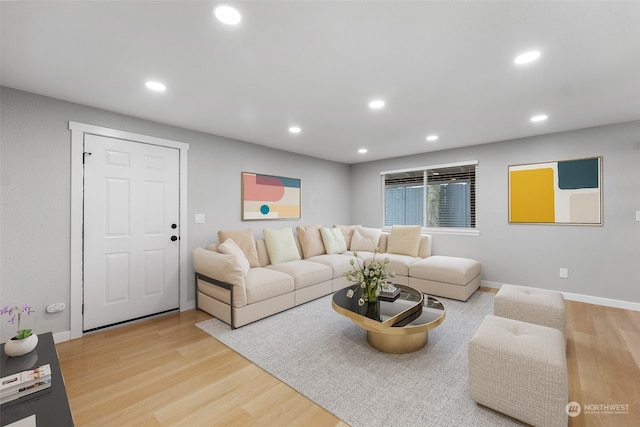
[509,168,555,223]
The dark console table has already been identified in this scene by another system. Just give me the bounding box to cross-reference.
[1,332,74,426]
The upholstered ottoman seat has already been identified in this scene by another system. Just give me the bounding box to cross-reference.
[408,255,481,301]
[494,284,566,338]
[469,315,568,427]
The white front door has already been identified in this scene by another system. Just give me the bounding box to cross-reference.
[83,134,180,331]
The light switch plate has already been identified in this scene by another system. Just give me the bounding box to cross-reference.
[636,211,640,222]
[559,268,569,279]
[195,213,205,224]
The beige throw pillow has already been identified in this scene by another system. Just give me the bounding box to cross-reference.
[333,224,360,250]
[217,238,250,276]
[296,225,326,258]
[263,227,301,264]
[387,225,422,257]
[320,227,348,254]
[218,229,260,267]
[350,226,381,252]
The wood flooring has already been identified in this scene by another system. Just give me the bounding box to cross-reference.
[56,288,640,426]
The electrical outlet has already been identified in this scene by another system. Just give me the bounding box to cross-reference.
[559,268,569,279]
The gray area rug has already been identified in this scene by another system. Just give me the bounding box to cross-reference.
[197,291,524,427]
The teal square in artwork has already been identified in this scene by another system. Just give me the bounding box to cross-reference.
[557,158,599,189]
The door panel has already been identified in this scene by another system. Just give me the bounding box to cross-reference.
[83,134,179,331]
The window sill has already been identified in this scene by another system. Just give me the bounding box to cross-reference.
[423,227,480,237]
[382,226,480,237]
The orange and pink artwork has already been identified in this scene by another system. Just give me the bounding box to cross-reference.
[242,172,301,220]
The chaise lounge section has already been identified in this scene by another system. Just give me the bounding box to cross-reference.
[409,256,482,302]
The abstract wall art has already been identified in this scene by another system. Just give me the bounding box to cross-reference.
[241,172,301,220]
[508,156,602,225]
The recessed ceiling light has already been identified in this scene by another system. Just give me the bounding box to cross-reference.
[530,114,548,122]
[369,100,385,109]
[145,81,166,92]
[426,135,439,142]
[514,50,541,64]
[358,148,368,154]
[214,5,241,25]
[289,126,301,134]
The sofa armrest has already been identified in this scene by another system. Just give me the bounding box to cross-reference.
[192,247,247,307]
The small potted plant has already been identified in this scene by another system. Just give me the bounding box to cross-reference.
[1,303,38,357]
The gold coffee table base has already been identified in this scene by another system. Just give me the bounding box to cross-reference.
[332,285,446,354]
[367,330,429,354]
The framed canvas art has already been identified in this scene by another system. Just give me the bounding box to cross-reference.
[241,172,301,220]
[508,156,602,225]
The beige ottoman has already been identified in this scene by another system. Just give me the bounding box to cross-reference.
[469,315,568,427]
[408,255,481,301]
[494,284,566,338]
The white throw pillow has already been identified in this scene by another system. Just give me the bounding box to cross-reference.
[350,226,382,252]
[217,238,250,276]
[387,225,422,257]
[320,227,348,254]
[263,227,301,264]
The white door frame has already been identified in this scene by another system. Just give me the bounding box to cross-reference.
[69,121,189,339]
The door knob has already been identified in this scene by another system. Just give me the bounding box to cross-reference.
[171,236,178,241]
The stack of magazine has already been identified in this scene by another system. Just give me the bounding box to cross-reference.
[0,364,52,404]
[380,284,401,301]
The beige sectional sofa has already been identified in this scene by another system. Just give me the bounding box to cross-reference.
[193,225,480,328]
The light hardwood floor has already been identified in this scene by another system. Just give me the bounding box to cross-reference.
[56,289,639,426]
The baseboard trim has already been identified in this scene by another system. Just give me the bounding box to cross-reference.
[480,280,640,312]
[181,300,196,311]
[53,330,71,344]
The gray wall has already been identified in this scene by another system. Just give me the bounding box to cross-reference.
[0,86,351,341]
[2,85,638,342]
[350,121,640,304]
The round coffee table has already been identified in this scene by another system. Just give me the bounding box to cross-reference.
[332,284,446,354]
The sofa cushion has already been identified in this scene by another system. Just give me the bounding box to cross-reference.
[307,253,352,278]
[218,229,260,268]
[350,226,381,252]
[383,253,421,277]
[387,225,422,257]
[263,227,302,264]
[320,227,347,254]
[267,260,332,290]
[334,224,360,249]
[296,225,326,258]
[244,267,295,305]
[217,238,250,276]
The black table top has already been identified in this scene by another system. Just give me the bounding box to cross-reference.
[332,284,424,326]
[1,332,74,427]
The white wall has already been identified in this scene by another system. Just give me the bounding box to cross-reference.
[350,121,640,305]
[0,87,351,341]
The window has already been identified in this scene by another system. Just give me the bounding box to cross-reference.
[381,161,477,230]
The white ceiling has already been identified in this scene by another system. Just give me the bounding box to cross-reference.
[2,1,640,164]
